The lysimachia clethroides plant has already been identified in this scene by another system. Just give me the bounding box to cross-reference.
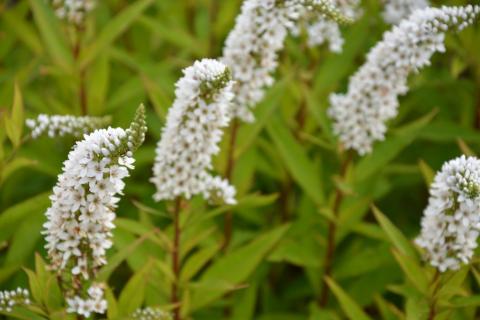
[150,58,235,320]
[42,105,146,317]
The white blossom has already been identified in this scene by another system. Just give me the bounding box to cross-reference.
[328,5,480,155]
[382,0,429,25]
[42,106,146,316]
[223,0,352,122]
[0,288,30,313]
[26,114,110,139]
[150,59,236,205]
[66,283,107,318]
[131,307,173,320]
[416,155,480,272]
[51,0,96,25]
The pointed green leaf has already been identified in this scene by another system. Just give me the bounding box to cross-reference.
[325,277,372,320]
[190,224,290,310]
[79,0,154,69]
[392,250,428,294]
[267,114,325,205]
[372,205,417,259]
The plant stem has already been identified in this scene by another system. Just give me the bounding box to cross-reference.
[428,270,441,320]
[318,151,352,307]
[222,119,239,252]
[72,25,87,115]
[172,197,182,320]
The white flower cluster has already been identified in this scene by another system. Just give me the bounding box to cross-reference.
[66,283,107,318]
[416,156,480,272]
[131,307,173,320]
[296,0,360,52]
[51,0,96,25]
[328,5,480,155]
[26,114,111,139]
[382,0,429,25]
[0,288,30,313]
[42,106,146,316]
[223,0,352,122]
[151,59,236,205]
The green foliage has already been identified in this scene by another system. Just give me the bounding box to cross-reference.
[1,0,480,319]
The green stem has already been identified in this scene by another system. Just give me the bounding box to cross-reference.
[318,151,352,307]
[172,198,182,320]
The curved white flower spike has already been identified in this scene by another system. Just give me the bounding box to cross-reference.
[416,155,480,272]
[382,0,429,25]
[328,5,480,155]
[26,114,111,139]
[0,288,30,314]
[43,105,146,317]
[223,0,352,122]
[151,59,237,205]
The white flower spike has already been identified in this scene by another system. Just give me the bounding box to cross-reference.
[0,288,30,313]
[416,155,480,272]
[26,114,110,139]
[151,59,236,205]
[328,5,480,155]
[42,105,146,317]
[382,0,430,25]
[223,0,352,122]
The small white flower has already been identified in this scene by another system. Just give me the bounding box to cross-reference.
[416,156,480,272]
[151,59,236,205]
[131,307,173,320]
[66,283,107,317]
[51,0,96,25]
[328,5,480,155]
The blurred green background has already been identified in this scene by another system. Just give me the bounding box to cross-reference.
[1,0,480,319]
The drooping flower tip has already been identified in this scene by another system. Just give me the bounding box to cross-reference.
[328,5,480,155]
[382,0,430,25]
[416,155,480,272]
[26,114,111,139]
[151,59,236,205]
[0,288,30,313]
[125,104,148,153]
[223,0,355,122]
[305,0,354,25]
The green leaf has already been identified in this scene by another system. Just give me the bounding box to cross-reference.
[2,10,43,55]
[190,224,290,311]
[325,277,372,320]
[418,160,435,187]
[97,230,150,282]
[355,110,436,181]
[28,0,73,71]
[392,250,428,294]
[266,114,325,205]
[0,193,50,243]
[372,205,417,259]
[0,157,37,185]
[118,260,154,315]
[4,83,24,148]
[79,0,154,69]
[450,295,480,308]
[180,245,218,283]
